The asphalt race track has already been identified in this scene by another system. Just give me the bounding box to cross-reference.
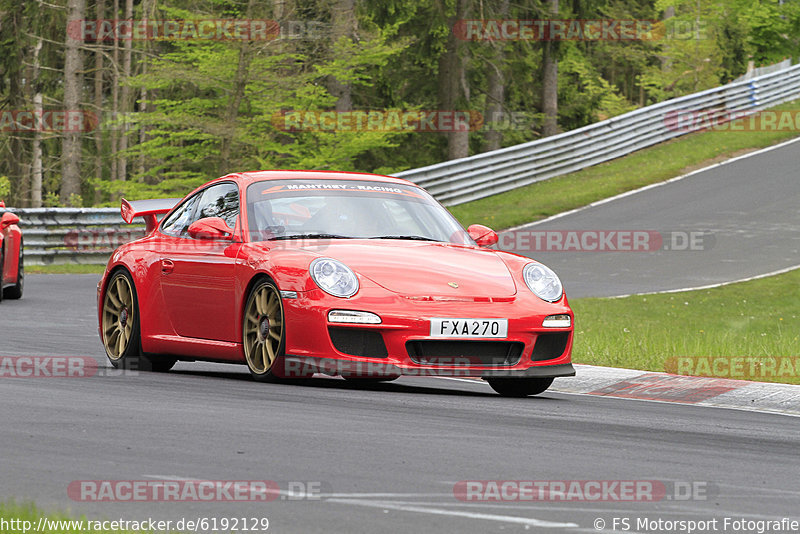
[2,275,800,533]
[506,138,800,298]
[2,284,799,531]
[2,142,800,532]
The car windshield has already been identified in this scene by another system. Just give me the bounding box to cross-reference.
[246,179,473,245]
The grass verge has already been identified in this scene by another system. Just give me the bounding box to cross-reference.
[570,268,800,384]
[26,264,106,275]
[0,500,174,534]
[450,101,800,230]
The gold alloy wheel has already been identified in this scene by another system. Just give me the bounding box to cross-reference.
[244,282,284,376]
[102,273,135,361]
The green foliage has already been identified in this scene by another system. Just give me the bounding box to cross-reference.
[559,44,636,125]
[571,267,800,384]
[1,0,797,205]
[0,175,10,199]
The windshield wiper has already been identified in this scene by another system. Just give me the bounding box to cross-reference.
[369,235,440,242]
[268,233,353,241]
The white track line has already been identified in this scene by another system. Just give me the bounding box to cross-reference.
[505,135,800,232]
[143,475,579,528]
[326,498,579,528]
[608,263,800,298]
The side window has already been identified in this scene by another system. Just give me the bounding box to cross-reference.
[196,183,239,230]
[161,195,200,237]
[160,183,239,238]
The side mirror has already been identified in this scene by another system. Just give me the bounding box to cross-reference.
[188,217,234,240]
[1,212,20,229]
[467,224,498,247]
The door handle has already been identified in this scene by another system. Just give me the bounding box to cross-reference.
[161,259,174,274]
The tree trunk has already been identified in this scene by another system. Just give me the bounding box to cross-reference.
[483,0,508,153]
[438,0,471,160]
[94,0,105,202]
[219,0,256,174]
[327,0,356,112]
[110,0,120,184]
[32,37,44,208]
[61,0,86,205]
[542,0,559,137]
[5,1,27,205]
[116,0,133,182]
[661,6,675,71]
[138,0,154,180]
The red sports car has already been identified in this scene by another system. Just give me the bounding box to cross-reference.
[0,200,24,302]
[97,171,574,396]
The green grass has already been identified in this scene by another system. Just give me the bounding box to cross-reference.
[0,501,177,533]
[570,268,800,384]
[26,264,106,275]
[450,101,800,230]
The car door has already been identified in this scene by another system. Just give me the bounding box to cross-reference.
[158,182,241,342]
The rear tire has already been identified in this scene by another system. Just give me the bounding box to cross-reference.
[3,239,23,299]
[102,270,143,369]
[102,270,175,372]
[486,377,554,397]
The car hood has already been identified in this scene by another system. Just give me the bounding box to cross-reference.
[298,240,518,298]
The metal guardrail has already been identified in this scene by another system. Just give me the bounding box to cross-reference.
[6,61,800,264]
[394,62,800,206]
[7,208,144,265]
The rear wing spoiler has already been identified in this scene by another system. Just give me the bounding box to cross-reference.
[121,197,181,234]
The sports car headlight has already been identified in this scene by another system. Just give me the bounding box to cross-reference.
[310,258,359,298]
[523,263,563,302]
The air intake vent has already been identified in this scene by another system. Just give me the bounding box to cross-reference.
[328,327,388,358]
[532,333,569,361]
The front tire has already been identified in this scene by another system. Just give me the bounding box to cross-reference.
[243,279,286,382]
[486,377,554,397]
[3,239,23,299]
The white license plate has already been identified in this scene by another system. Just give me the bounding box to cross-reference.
[429,318,508,338]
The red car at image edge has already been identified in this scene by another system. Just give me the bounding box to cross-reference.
[0,200,24,303]
[97,170,575,396]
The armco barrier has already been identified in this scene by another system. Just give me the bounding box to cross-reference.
[5,61,800,264]
[8,208,144,266]
[393,62,800,205]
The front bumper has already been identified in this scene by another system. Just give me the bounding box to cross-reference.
[280,286,574,379]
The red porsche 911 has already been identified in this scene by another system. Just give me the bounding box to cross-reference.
[98,171,574,396]
[0,200,24,303]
